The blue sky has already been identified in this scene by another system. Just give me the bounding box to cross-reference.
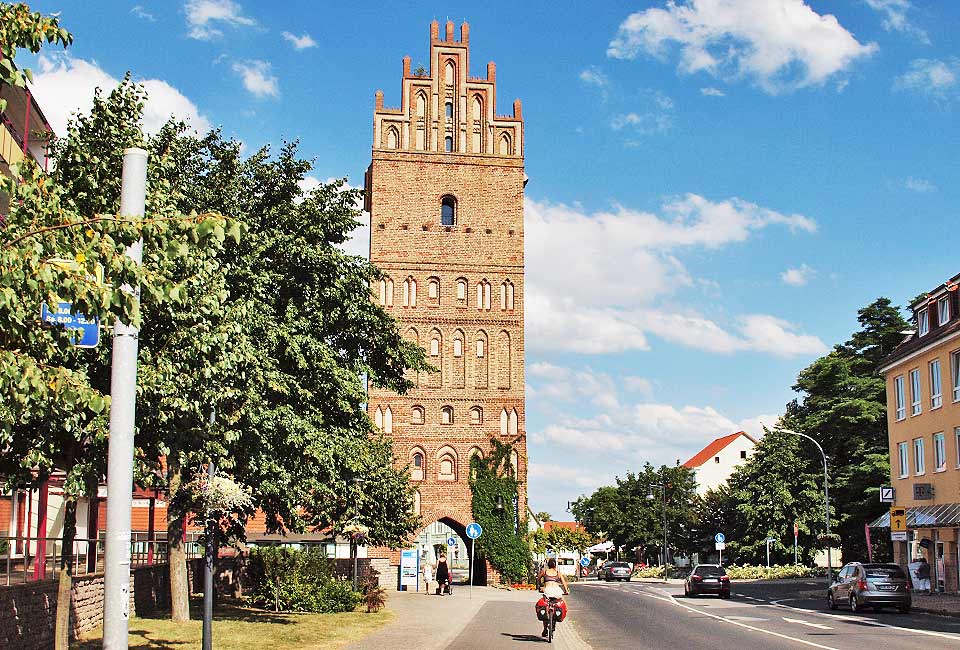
[23,1,960,521]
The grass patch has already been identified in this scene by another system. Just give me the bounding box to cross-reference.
[72,601,394,650]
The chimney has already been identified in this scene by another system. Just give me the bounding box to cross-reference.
[487,61,496,82]
[430,20,439,41]
[403,55,411,78]
[461,21,470,43]
[375,90,384,111]
[445,20,455,42]
[513,98,522,120]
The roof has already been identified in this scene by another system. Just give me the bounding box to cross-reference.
[869,503,960,529]
[683,431,757,468]
[544,521,583,533]
[880,273,960,372]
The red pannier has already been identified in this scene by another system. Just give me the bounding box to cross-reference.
[535,596,568,622]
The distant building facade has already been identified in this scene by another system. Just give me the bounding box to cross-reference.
[683,431,757,495]
[879,273,960,593]
[364,20,527,576]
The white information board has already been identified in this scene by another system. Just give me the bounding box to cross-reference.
[400,548,419,589]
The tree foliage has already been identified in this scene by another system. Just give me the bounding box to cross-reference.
[470,440,529,583]
[528,525,595,555]
[0,2,71,113]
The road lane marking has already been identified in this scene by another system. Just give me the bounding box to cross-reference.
[727,616,770,622]
[783,617,832,630]
[770,598,960,642]
[637,588,843,650]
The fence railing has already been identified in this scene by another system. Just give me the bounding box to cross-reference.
[0,533,203,586]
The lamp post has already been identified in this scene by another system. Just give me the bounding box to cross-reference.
[646,483,668,582]
[781,428,832,580]
[350,477,365,589]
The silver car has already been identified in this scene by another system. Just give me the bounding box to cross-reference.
[827,562,911,613]
[601,561,632,582]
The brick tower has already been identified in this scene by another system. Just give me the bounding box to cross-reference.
[364,20,526,574]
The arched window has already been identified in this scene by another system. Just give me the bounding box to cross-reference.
[456,278,467,304]
[386,126,399,149]
[510,450,519,478]
[437,445,457,482]
[402,276,417,307]
[469,446,483,480]
[497,330,511,388]
[411,448,425,481]
[378,276,394,307]
[476,280,491,311]
[416,92,426,116]
[453,336,463,357]
[499,133,511,155]
[375,407,383,430]
[500,280,515,310]
[445,61,455,85]
[428,277,440,306]
[500,408,508,436]
[428,329,443,388]
[441,406,453,425]
[472,95,482,121]
[508,409,518,436]
[430,337,440,357]
[444,135,453,153]
[476,338,485,357]
[441,195,456,226]
[384,406,393,434]
[445,101,453,119]
[413,490,421,515]
[411,405,425,425]
[475,330,489,388]
[470,406,482,425]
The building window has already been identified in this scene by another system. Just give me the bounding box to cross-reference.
[500,280,515,311]
[441,406,453,425]
[402,276,417,307]
[918,309,929,336]
[374,407,383,430]
[428,277,440,305]
[453,337,463,357]
[934,432,946,471]
[444,136,453,152]
[898,441,909,478]
[952,351,960,402]
[509,409,519,436]
[383,406,393,434]
[939,296,950,325]
[914,437,925,475]
[445,101,453,119]
[456,278,467,303]
[500,409,508,436]
[930,359,942,409]
[910,368,922,416]
[438,453,456,482]
[470,407,482,425]
[411,406,425,425]
[378,276,394,307]
[430,336,440,357]
[956,428,960,468]
[740,450,747,459]
[441,195,456,226]
[476,339,485,358]
[411,449,425,481]
[476,280,491,311]
[714,456,720,464]
[894,375,906,420]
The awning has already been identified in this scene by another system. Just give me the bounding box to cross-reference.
[869,503,960,528]
[587,541,614,553]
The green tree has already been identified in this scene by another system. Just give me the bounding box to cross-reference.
[528,526,595,555]
[725,428,826,565]
[690,485,742,560]
[536,511,552,523]
[782,298,908,562]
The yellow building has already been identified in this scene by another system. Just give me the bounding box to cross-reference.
[878,273,960,593]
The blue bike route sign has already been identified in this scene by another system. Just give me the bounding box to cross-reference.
[41,302,100,348]
[580,556,590,567]
[465,522,482,539]
[714,532,725,544]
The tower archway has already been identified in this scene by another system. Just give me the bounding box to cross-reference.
[415,516,487,586]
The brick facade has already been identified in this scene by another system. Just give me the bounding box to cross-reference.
[365,21,527,554]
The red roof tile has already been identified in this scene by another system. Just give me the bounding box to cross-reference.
[544,521,583,532]
[682,431,757,468]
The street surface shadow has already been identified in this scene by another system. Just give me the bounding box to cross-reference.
[501,632,548,643]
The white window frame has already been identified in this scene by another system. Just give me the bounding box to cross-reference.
[938,296,950,325]
[934,432,946,472]
[913,437,925,475]
[918,309,930,336]
[428,279,439,300]
[952,350,960,403]
[910,368,922,416]
[930,359,942,409]
[476,339,485,357]
[898,441,909,478]
[894,375,906,421]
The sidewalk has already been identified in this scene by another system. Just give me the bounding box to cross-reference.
[345,586,591,650]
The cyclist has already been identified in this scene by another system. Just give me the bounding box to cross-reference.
[538,558,570,637]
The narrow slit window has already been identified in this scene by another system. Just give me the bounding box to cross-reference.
[441,196,456,226]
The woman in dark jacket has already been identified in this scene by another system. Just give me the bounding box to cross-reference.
[435,553,451,594]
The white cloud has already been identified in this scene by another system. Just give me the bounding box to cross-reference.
[233,60,279,98]
[526,364,624,410]
[700,86,725,96]
[904,176,936,193]
[864,0,929,43]
[623,375,654,396]
[528,463,608,490]
[579,66,609,87]
[282,31,317,50]
[184,0,255,40]
[610,89,674,136]
[737,413,780,439]
[736,314,827,357]
[31,54,211,137]
[607,0,877,94]
[894,58,959,100]
[131,5,156,21]
[780,263,815,286]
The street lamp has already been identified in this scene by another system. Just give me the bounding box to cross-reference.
[646,483,669,582]
[781,428,833,580]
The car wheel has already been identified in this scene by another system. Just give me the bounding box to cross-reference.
[827,592,837,611]
[849,594,860,613]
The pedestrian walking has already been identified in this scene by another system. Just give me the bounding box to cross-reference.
[422,556,433,594]
[435,553,451,595]
[916,557,931,591]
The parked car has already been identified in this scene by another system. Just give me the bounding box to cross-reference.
[601,561,633,581]
[684,564,730,598]
[827,562,911,613]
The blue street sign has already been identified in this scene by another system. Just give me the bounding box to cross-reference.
[41,302,100,348]
[714,533,725,544]
[465,522,482,540]
[447,536,457,546]
[580,557,590,567]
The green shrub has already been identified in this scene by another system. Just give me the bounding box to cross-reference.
[248,546,359,613]
[724,564,817,580]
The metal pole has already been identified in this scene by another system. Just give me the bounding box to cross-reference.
[203,460,215,650]
[662,487,668,582]
[782,429,831,579]
[469,539,474,600]
[102,148,147,650]
[767,539,771,570]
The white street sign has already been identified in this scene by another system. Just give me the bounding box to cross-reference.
[715,542,726,551]
[879,486,895,503]
[891,531,908,542]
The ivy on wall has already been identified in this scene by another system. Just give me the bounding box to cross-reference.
[469,439,531,583]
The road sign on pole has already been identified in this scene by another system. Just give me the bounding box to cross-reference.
[466,522,482,600]
[880,486,895,503]
[890,507,907,533]
[41,302,100,347]
[714,533,725,544]
[447,536,457,546]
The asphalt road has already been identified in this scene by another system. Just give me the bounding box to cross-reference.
[568,579,960,650]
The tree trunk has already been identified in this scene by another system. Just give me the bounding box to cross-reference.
[54,496,77,650]
[168,456,190,622]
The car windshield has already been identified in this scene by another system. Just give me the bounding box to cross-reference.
[696,566,726,576]
[864,565,906,579]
